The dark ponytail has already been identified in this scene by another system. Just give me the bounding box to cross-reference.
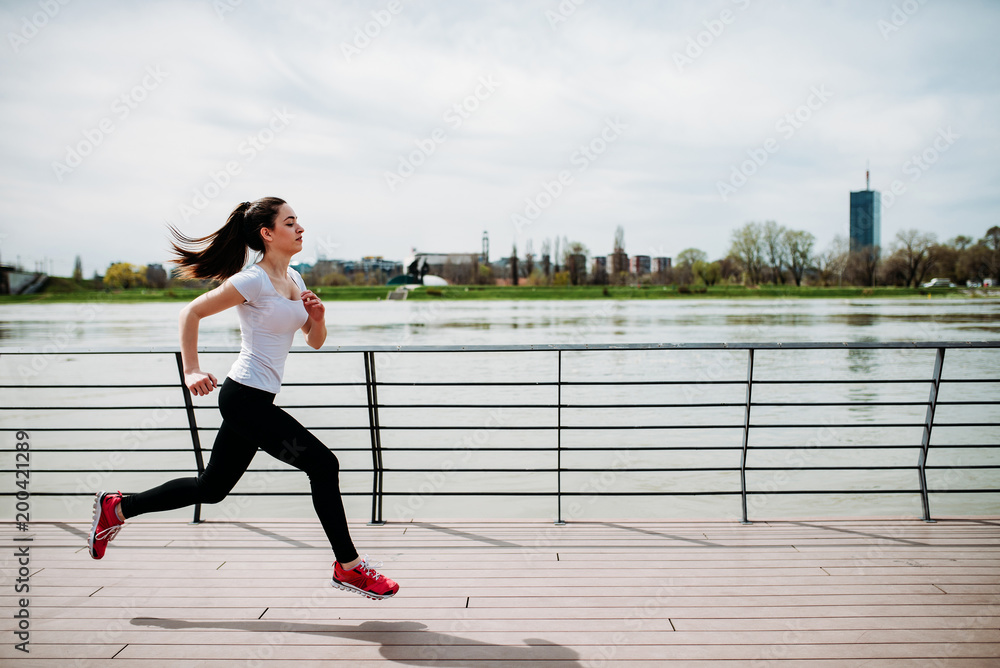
[168,197,286,281]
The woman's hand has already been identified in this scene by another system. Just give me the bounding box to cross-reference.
[301,290,325,322]
[185,370,218,396]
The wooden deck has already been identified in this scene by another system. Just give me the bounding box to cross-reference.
[3,517,1000,666]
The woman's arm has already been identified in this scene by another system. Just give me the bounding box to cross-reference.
[179,281,246,395]
[300,289,327,349]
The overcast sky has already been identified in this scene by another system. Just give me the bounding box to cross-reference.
[2,0,998,278]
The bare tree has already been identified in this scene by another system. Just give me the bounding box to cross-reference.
[524,239,535,279]
[566,241,589,286]
[762,221,788,284]
[729,222,765,285]
[818,235,850,287]
[783,229,816,287]
[984,226,1000,281]
[893,229,938,287]
[847,246,880,287]
[509,243,519,286]
[950,235,973,251]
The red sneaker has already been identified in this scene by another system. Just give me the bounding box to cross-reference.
[331,556,399,600]
[88,491,125,559]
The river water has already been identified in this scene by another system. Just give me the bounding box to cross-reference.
[2,298,998,523]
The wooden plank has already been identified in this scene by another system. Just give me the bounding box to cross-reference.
[3,518,999,666]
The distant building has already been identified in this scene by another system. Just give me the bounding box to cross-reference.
[407,250,479,284]
[0,264,47,295]
[850,169,881,253]
[629,255,651,275]
[360,256,400,275]
[652,257,672,273]
[591,256,607,273]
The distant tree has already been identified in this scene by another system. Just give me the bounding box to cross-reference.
[761,221,788,284]
[893,229,938,287]
[524,239,535,278]
[783,229,816,287]
[675,248,707,267]
[718,255,742,284]
[145,263,168,288]
[509,244,519,286]
[984,226,1000,281]
[103,263,147,289]
[729,222,766,285]
[566,241,589,286]
[950,235,973,251]
[693,260,721,286]
[674,248,706,286]
[72,255,83,281]
[931,243,960,283]
[817,235,850,287]
[846,247,880,287]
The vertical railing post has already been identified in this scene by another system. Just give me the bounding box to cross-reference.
[364,352,385,525]
[174,352,205,524]
[739,348,755,525]
[555,350,565,525]
[918,347,945,523]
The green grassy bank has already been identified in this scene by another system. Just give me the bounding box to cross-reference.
[0,280,981,304]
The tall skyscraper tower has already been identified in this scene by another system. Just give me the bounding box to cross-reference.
[849,166,881,252]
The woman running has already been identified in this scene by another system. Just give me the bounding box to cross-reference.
[87,197,399,600]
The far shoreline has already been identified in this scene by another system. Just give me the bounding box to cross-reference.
[0,284,993,304]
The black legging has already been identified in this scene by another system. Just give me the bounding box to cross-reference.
[120,378,359,564]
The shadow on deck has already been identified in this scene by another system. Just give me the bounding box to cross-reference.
[3,518,1000,666]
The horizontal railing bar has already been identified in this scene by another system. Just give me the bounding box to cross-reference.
[14,444,1000,454]
[5,378,996,390]
[6,401,999,412]
[4,341,999,354]
[0,468,376,474]
[926,465,1000,469]
[0,427,372,432]
[8,489,998,498]
[0,384,181,389]
[0,492,376,497]
[379,467,742,473]
[927,489,1000,493]
[750,402,931,407]
[15,448,374,453]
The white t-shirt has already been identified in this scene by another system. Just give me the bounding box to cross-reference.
[226,264,309,394]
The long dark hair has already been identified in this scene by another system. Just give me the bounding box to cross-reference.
[168,197,286,280]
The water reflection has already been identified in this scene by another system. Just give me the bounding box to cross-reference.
[835,313,878,327]
[847,345,878,417]
[847,347,876,375]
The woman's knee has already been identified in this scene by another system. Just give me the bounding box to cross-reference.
[196,478,234,505]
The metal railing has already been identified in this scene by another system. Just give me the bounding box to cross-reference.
[2,342,999,524]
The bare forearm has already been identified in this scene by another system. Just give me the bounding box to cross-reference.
[179,306,202,372]
[305,319,327,349]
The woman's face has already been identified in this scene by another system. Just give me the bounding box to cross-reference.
[264,203,304,255]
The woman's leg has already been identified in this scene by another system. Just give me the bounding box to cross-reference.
[119,421,256,517]
[119,380,261,518]
[247,404,359,565]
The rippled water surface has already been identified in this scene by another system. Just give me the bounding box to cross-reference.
[2,298,998,521]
